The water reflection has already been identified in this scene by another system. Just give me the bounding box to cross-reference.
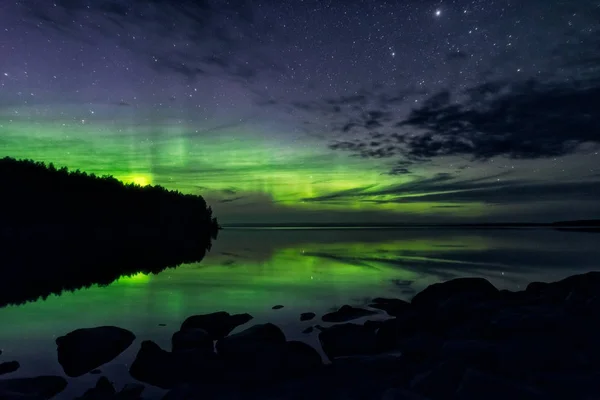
[0,228,598,399]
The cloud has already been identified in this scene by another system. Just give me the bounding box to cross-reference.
[300,172,600,206]
[398,79,600,160]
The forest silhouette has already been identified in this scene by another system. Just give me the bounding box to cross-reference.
[0,157,219,307]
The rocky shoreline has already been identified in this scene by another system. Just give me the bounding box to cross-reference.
[2,271,600,399]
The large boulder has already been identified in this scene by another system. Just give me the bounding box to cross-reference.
[171,329,213,354]
[318,323,377,360]
[455,369,545,400]
[369,297,412,317]
[375,312,427,351]
[410,360,467,400]
[381,388,432,400]
[56,326,135,377]
[0,376,68,399]
[282,341,323,377]
[411,278,499,312]
[129,340,224,389]
[0,361,19,376]
[321,305,377,323]
[180,312,253,340]
[215,323,288,384]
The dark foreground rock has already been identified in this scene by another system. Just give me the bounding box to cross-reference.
[0,361,19,376]
[321,305,377,323]
[76,376,145,400]
[318,323,377,360]
[300,312,315,321]
[369,297,412,317]
[272,305,284,309]
[171,328,213,354]
[180,311,253,339]
[56,326,136,377]
[129,340,224,389]
[0,376,67,399]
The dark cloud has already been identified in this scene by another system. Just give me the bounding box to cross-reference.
[398,79,600,160]
[301,171,600,206]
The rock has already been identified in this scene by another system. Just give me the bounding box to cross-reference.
[56,326,136,377]
[171,329,213,354]
[0,361,19,376]
[161,383,243,400]
[529,371,600,400]
[318,323,377,360]
[302,326,313,334]
[216,323,287,357]
[410,360,466,400]
[369,297,412,317]
[90,369,101,374]
[381,388,432,400]
[395,334,442,363]
[129,340,224,389]
[180,312,253,340]
[300,312,316,321]
[455,369,545,400]
[129,341,176,389]
[411,277,499,312]
[439,340,501,371]
[116,383,145,399]
[76,376,116,399]
[364,320,385,331]
[321,305,377,323]
[375,312,426,351]
[0,376,68,399]
[282,341,323,376]
[216,323,288,384]
[272,305,284,309]
[493,337,592,378]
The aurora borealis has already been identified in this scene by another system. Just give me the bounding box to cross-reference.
[1,0,599,224]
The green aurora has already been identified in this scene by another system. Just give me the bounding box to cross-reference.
[0,117,492,224]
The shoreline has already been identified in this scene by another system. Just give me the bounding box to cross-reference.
[2,271,600,399]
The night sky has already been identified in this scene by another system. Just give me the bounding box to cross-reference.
[1,0,598,224]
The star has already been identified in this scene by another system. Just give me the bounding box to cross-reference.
[435,9,442,17]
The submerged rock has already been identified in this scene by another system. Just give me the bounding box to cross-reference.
[56,326,135,377]
[0,376,67,399]
[0,361,19,376]
[321,305,377,323]
[300,312,316,321]
[180,311,253,340]
[318,323,377,360]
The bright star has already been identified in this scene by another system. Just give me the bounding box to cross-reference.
[435,9,442,17]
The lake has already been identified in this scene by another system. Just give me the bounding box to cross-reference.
[1,227,598,399]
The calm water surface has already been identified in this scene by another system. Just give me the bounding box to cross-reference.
[1,228,598,398]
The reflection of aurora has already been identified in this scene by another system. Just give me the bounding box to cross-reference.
[0,120,489,223]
